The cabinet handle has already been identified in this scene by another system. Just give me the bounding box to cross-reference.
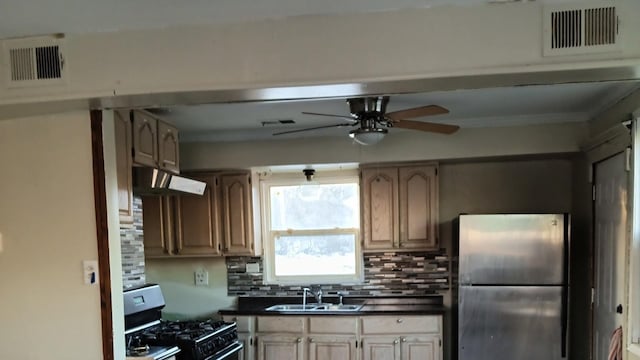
[401,337,407,343]
[396,318,403,323]
[393,339,399,345]
[309,338,314,343]
[297,338,302,343]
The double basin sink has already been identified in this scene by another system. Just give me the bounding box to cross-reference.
[265,303,363,312]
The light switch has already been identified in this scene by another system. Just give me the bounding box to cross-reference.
[246,263,260,273]
[195,269,208,286]
[83,260,99,285]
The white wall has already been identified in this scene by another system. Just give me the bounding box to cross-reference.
[0,111,103,359]
[1,1,639,108]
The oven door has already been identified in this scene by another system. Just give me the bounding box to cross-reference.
[205,341,243,360]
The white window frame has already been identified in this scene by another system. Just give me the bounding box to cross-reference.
[258,169,363,285]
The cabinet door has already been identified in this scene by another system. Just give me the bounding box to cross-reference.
[132,111,158,167]
[362,337,400,360]
[257,335,304,360]
[398,165,438,249]
[308,335,357,360]
[157,120,180,174]
[114,110,133,224]
[238,333,255,360]
[400,336,440,360]
[174,174,222,256]
[361,168,399,250]
[142,196,173,257]
[221,172,254,255]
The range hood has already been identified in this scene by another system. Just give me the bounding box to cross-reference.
[133,167,207,196]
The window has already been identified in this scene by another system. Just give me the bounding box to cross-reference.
[259,169,362,284]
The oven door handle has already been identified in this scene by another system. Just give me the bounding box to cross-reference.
[206,341,243,360]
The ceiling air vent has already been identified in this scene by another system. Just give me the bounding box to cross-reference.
[544,3,621,56]
[3,35,67,87]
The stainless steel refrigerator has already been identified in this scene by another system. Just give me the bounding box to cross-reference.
[454,214,569,360]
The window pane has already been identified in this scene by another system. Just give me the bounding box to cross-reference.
[274,234,356,276]
[270,183,359,230]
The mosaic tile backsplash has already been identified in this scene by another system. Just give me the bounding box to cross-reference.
[121,196,146,289]
[226,250,449,297]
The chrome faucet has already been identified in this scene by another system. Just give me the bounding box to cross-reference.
[302,287,323,308]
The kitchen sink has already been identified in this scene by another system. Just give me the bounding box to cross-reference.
[265,303,363,312]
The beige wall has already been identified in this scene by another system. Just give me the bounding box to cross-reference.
[0,111,103,359]
[181,122,588,170]
[146,257,235,320]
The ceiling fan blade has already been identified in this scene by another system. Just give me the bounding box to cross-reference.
[302,112,356,121]
[393,119,459,134]
[273,123,355,136]
[386,105,449,122]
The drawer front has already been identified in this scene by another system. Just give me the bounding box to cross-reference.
[257,316,306,333]
[222,315,254,332]
[361,316,440,334]
[308,316,358,334]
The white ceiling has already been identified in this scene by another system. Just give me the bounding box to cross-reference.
[1,0,581,39]
[155,81,640,143]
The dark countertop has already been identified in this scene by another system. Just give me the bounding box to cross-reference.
[219,296,447,316]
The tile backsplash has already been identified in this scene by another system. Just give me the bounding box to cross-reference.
[226,250,449,297]
[121,196,146,289]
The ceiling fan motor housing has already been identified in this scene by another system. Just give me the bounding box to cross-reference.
[347,96,389,118]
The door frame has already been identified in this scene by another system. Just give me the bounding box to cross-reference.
[91,110,115,360]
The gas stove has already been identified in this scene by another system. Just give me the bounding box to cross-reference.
[124,284,242,360]
[139,319,240,360]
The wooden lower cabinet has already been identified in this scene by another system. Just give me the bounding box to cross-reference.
[308,335,357,360]
[233,315,442,360]
[238,332,255,360]
[257,335,304,360]
[362,337,401,360]
[400,336,439,360]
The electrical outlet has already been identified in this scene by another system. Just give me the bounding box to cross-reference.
[195,269,208,286]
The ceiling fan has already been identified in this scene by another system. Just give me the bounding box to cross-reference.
[273,96,459,145]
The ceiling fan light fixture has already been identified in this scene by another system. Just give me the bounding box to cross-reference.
[349,127,388,145]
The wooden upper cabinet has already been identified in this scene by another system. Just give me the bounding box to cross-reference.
[142,196,174,257]
[174,174,222,256]
[158,121,180,174]
[131,110,180,173]
[361,164,439,251]
[141,170,256,258]
[114,110,134,224]
[361,167,399,250]
[132,111,158,168]
[221,172,254,255]
[398,166,438,249]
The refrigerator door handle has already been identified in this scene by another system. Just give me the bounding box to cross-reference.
[561,213,570,358]
[561,284,568,358]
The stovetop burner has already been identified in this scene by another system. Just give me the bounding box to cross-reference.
[141,319,231,342]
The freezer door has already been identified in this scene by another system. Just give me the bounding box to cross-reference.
[458,286,565,360]
[459,214,566,285]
